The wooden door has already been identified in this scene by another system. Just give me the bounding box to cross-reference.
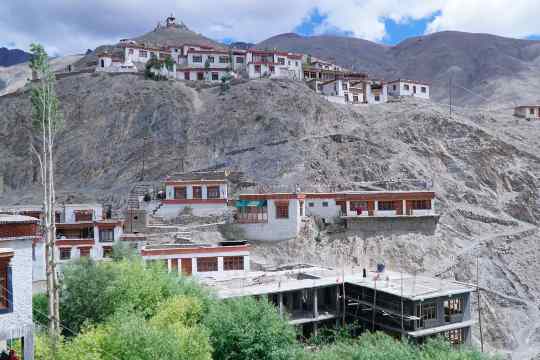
[181,258,192,275]
[171,258,178,274]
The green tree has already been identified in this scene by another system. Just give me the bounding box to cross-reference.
[59,258,211,333]
[29,43,64,337]
[204,297,297,360]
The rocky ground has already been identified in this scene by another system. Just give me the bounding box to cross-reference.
[0,73,539,358]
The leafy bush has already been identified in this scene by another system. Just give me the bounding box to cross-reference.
[297,332,498,360]
[33,293,49,327]
[204,297,297,360]
[60,258,209,334]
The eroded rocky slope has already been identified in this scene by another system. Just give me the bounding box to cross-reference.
[0,73,539,358]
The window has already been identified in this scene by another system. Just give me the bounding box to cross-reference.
[150,51,155,58]
[422,303,437,320]
[184,72,190,80]
[207,186,220,199]
[211,72,219,81]
[197,257,218,272]
[236,56,244,64]
[322,201,329,207]
[219,56,229,63]
[80,227,94,239]
[55,212,61,223]
[207,56,214,63]
[99,229,114,242]
[445,328,465,345]
[278,57,285,65]
[0,260,10,311]
[192,186,202,199]
[236,206,268,223]
[197,72,204,80]
[59,248,71,260]
[342,83,348,90]
[404,84,410,91]
[275,202,289,219]
[378,201,395,211]
[393,84,396,91]
[255,65,261,73]
[350,201,368,212]
[374,95,380,101]
[444,298,464,319]
[79,247,91,258]
[295,61,299,66]
[128,49,134,55]
[140,50,148,58]
[410,199,431,210]
[421,86,427,93]
[353,95,359,103]
[175,187,187,199]
[192,55,202,63]
[413,85,417,93]
[103,246,113,258]
[269,65,275,73]
[345,94,349,102]
[74,210,93,222]
[224,256,244,270]
[308,202,314,207]
[530,108,535,115]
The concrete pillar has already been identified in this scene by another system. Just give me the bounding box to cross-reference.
[218,257,224,272]
[402,200,406,215]
[313,289,319,319]
[192,258,197,274]
[187,186,193,200]
[202,185,208,200]
[23,328,34,360]
[278,292,284,317]
[244,255,250,272]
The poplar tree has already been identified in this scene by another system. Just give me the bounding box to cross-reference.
[29,43,63,338]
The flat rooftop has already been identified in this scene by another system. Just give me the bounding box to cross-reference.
[200,266,473,301]
[0,214,40,224]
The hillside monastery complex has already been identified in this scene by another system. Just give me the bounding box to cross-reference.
[0,168,473,349]
[94,14,430,105]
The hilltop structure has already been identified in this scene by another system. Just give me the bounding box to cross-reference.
[93,15,430,104]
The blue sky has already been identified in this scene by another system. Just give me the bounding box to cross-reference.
[294,8,437,45]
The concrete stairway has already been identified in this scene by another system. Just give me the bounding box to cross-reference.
[127,182,154,209]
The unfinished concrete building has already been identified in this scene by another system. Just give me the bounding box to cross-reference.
[200,266,473,344]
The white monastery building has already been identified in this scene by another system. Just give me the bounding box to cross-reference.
[514,105,540,120]
[233,193,306,241]
[387,79,430,99]
[92,15,432,101]
[230,190,436,241]
[246,50,303,80]
[1,204,123,283]
[0,215,38,360]
[141,242,250,276]
[156,171,230,219]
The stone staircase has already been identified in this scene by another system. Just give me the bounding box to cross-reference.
[127,182,154,209]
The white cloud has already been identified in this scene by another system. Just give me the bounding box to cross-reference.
[315,0,444,41]
[0,0,538,56]
[425,0,540,38]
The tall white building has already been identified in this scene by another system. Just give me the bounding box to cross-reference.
[0,215,38,359]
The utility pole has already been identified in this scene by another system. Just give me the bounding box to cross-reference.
[141,136,148,181]
[449,73,453,118]
[476,256,484,352]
